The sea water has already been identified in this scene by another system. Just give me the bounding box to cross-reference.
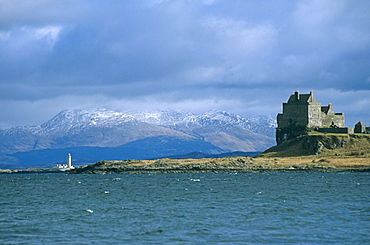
[1,172,369,244]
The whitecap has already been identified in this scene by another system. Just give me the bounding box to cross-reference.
[86,209,93,213]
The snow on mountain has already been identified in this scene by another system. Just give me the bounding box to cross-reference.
[195,110,276,136]
[126,110,195,126]
[1,108,197,154]
[34,108,138,135]
[125,109,276,137]
[3,108,276,140]
[0,108,277,168]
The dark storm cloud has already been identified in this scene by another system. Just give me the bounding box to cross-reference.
[0,0,369,129]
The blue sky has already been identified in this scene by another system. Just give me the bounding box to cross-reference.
[1,0,369,129]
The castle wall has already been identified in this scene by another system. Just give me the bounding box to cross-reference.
[279,103,309,127]
[307,104,322,127]
[335,114,344,127]
[318,127,354,134]
[321,112,344,128]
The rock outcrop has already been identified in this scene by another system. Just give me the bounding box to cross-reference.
[257,134,370,157]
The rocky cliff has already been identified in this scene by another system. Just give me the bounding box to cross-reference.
[257,133,370,157]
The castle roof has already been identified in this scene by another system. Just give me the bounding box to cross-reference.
[355,121,365,126]
[321,103,332,114]
[321,106,329,113]
[287,90,317,104]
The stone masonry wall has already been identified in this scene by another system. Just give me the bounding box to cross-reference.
[308,104,322,127]
[279,103,308,127]
[321,112,344,128]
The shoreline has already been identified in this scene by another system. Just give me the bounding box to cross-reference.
[67,156,370,174]
[67,167,370,174]
[2,156,369,174]
[2,167,369,174]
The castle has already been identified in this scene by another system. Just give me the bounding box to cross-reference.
[276,90,369,144]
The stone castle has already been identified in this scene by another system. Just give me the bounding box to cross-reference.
[276,90,369,144]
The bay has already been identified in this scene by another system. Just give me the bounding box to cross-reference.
[1,172,369,244]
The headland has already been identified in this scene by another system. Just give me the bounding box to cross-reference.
[2,133,369,174]
[65,156,369,174]
[62,131,369,174]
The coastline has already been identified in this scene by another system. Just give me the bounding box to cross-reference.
[2,156,369,174]
[66,156,370,174]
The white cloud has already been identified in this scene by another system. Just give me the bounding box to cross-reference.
[293,0,346,33]
[202,17,277,58]
[336,27,370,51]
[202,0,215,5]
[34,26,63,49]
[319,71,338,81]
[0,25,63,57]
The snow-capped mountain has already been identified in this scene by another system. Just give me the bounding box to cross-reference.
[126,110,195,126]
[34,108,140,135]
[126,109,276,137]
[0,108,276,168]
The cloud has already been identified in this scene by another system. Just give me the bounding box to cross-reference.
[0,25,63,56]
[201,17,277,56]
[0,0,369,129]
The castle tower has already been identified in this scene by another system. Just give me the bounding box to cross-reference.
[277,90,321,129]
[67,153,72,168]
[276,90,345,144]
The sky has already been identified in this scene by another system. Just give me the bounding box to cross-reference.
[1,0,369,129]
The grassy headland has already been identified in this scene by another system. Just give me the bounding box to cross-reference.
[67,156,370,174]
[3,133,369,174]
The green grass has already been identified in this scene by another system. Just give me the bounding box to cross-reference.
[258,134,370,158]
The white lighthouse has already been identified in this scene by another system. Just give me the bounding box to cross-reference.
[56,153,74,171]
[67,153,72,169]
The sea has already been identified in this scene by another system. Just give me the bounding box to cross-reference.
[1,172,369,244]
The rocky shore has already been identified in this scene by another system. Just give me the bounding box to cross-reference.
[67,156,370,174]
[0,168,64,174]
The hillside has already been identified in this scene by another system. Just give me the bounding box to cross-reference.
[0,108,275,169]
[257,133,370,158]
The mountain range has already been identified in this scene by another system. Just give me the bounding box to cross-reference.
[0,108,276,169]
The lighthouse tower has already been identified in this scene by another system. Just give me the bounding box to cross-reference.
[67,153,72,169]
[56,153,74,170]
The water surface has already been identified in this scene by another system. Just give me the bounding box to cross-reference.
[1,172,369,244]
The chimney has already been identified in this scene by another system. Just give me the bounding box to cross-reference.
[294,90,299,101]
